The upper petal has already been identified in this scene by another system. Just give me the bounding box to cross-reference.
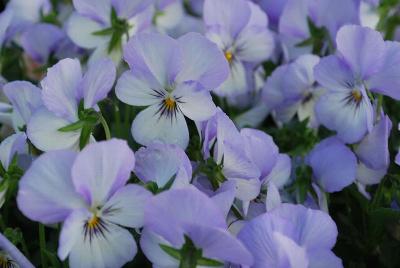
[17,150,85,224]
[72,0,111,24]
[175,32,229,90]
[71,139,135,206]
[80,57,116,109]
[111,0,154,19]
[41,58,82,121]
[336,25,385,79]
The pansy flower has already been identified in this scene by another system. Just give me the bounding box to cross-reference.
[238,204,343,268]
[26,57,116,151]
[141,186,253,267]
[315,25,400,144]
[204,0,274,97]
[17,139,151,268]
[67,0,154,64]
[116,32,228,149]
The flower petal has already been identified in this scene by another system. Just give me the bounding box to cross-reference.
[27,108,81,152]
[72,0,111,24]
[41,58,82,121]
[17,150,85,224]
[131,104,189,149]
[176,32,229,89]
[3,81,42,125]
[111,0,154,19]
[81,57,116,109]
[307,137,357,193]
[0,132,27,169]
[103,184,152,228]
[336,25,385,79]
[71,139,135,206]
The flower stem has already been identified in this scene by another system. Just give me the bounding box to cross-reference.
[39,224,47,268]
[99,114,111,140]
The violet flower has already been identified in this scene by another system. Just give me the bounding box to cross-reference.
[141,186,253,267]
[204,0,274,97]
[315,25,400,144]
[238,204,343,268]
[26,57,116,151]
[116,32,228,149]
[17,139,151,268]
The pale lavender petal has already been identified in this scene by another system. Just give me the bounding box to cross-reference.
[174,82,216,121]
[240,128,279,178]
[41,58,82,121]
[176,32,229,89]
[0,9,13,46]
[144,186,226,246]
[80,57,116,109]
[204,0,251,37]
[211,180,236,218]
[111,0,154,19]
[103,184,152,228]
[264,154,292,189]
[185,224,254,266]
[17,150,85,224]
[355,115,392,170]
[368,41,400,100]
[356,162,387,186]
[123,33,182,87]
[71,139,135,206]
[307,137,357,192]
[72,0,111,24]
[307,249,343,268]
[20,23,64,64]
[266,182,282,211]
[336,25,385,79]
[3,81,42,124]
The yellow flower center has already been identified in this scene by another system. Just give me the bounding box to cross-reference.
[224,51,233,63]
[87,215,100,230]
[351,90,362,103]
[164,97,176,110]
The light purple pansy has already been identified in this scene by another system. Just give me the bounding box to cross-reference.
[279,0,360,60]
[307,137,357,193]
[263,54,321,127]
[315,25,400,144]
[0,232,34,268]
[238,204,343,268]
[17,139,152,268]
[67,0,154,64]
[134,141,192,189]
[204,0,274,97]
[26,57,116,151]
[116,32,228,149]
[141,186,253,267]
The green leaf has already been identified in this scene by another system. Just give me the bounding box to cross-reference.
[58,120,85,132]
[197,256,224,267]
[159,244,181,260]
[92,27,114,36]
[108,31,122,53]
[145,181,159,194]
[79,124,93,150]
[295,37,315,48]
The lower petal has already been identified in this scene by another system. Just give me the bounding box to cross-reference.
[131,105,189,149]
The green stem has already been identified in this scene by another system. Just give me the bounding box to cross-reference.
[99,114,111,140]
[39,224,47,268]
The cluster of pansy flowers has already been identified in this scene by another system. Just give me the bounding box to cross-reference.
[0,0,399,267]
